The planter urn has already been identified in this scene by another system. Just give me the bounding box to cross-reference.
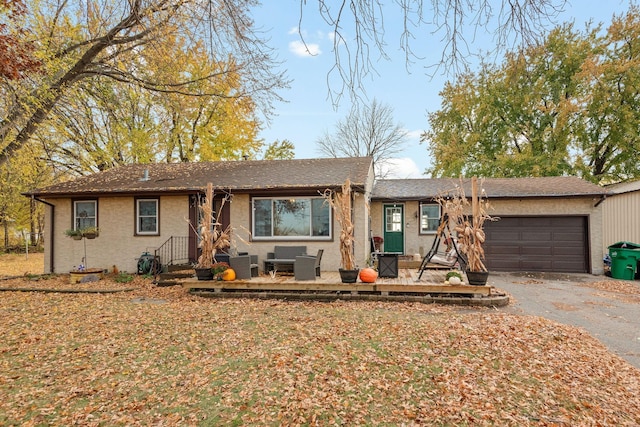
[339,268,360,283]
[195,267,214,281]
[466,270,489,286]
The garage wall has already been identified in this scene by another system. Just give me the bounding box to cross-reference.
[483,216,588,272]
[370,196,604,275]
[489,197,604,275]
[602,191,640,252]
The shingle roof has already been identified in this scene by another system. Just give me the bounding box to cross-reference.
[27,157,373,197]
[605,179,640,195]
[372,176,608,200]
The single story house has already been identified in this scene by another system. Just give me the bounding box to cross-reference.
[602,179,640,252]
[26,158,609,276]
[370,177,609,275]
[25,157,375,274]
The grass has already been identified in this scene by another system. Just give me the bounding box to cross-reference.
[0,257,639,426]
[0,252,44,277]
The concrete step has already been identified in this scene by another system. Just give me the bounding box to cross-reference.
[155,268,194,287]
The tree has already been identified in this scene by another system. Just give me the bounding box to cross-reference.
[263,140,295,160]
[35,36,265,174]
[316,99,407,178]
[423,7,640,184]
[0,0,40,80]
[0,0,569,167]
[0,142,53,248]
[573,5,640,183]
[0,0,287,166]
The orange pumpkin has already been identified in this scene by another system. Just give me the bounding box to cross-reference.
[222,268,236,281]
[359,267,378,283]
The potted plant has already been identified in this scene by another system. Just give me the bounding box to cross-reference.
[65,227,102,282]
[65,229,83,240]
[436,177,495,286]
[211,262,230,280]
[82,226,99,239]
[323,178,359,283]
[192,182,232,280]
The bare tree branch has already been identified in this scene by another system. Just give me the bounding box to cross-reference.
[304,0,566,105]
[316,99,407,178]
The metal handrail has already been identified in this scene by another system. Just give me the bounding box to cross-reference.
[154,236,190,267]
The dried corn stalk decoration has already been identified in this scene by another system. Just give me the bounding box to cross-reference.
[323,178,356,270]
[436,177,494,272]
[195,183,232,268]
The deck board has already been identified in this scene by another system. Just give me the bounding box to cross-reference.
[183,269,491,296]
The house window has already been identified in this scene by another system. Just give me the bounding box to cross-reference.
[420,203,440,234]
[136,199,159,235]
[253,197,331,239]
[73,200,97,230]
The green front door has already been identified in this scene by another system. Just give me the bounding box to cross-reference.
[383,204,404,253]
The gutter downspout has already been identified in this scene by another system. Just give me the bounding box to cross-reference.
[32,196,55,274]
[594,194,607,207]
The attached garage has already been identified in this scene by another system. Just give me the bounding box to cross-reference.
[371,176,608,275]
[483,216,589,273]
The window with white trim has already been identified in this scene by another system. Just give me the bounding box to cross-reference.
[136,199,159,235]
[420,203,440,234]
[253,197,331,239]
[74,200,97,230]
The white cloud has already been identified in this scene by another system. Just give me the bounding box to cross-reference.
[405,129,423,140]
[378,158,425,179]
[289,40,321,57]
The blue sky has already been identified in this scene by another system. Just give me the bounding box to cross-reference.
[252,1,632,178]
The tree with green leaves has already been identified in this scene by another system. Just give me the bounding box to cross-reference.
[263,140,295,160]
[0,0,287,166]
[0,142,53,248]
[36,35,264,174]
[423,6,640,184]
[1,0,570,168]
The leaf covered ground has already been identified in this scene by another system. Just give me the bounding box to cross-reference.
[1,273,639,426]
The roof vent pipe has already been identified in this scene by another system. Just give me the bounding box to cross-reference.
[140,169,150,182]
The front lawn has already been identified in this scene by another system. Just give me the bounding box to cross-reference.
[1,275,639,426]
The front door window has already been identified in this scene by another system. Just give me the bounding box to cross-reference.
[383,205,404,253]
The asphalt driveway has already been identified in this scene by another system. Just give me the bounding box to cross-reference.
[488,271,640,369]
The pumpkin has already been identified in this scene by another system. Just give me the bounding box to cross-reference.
[222,268,236,281]
[359,267,378,283]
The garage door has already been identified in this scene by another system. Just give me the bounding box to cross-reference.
[483,216,589,273]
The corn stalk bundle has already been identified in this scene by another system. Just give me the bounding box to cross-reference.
[196,183,232,268]
[323,178,356,270]
[436,177,493,272]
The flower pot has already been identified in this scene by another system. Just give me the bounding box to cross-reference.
[466,270,489,286]
[72,235,82,241]
[69,268,103,284]
[194,267,214,281]
[84,232,97,239]
[339,268,360,283]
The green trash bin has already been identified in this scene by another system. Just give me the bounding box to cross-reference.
[608,242,640,280]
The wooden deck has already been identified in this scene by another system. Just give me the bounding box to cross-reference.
[182,269,509,306]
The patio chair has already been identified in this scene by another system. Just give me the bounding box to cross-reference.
[294,249,323,281]
[229,254,259,280]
